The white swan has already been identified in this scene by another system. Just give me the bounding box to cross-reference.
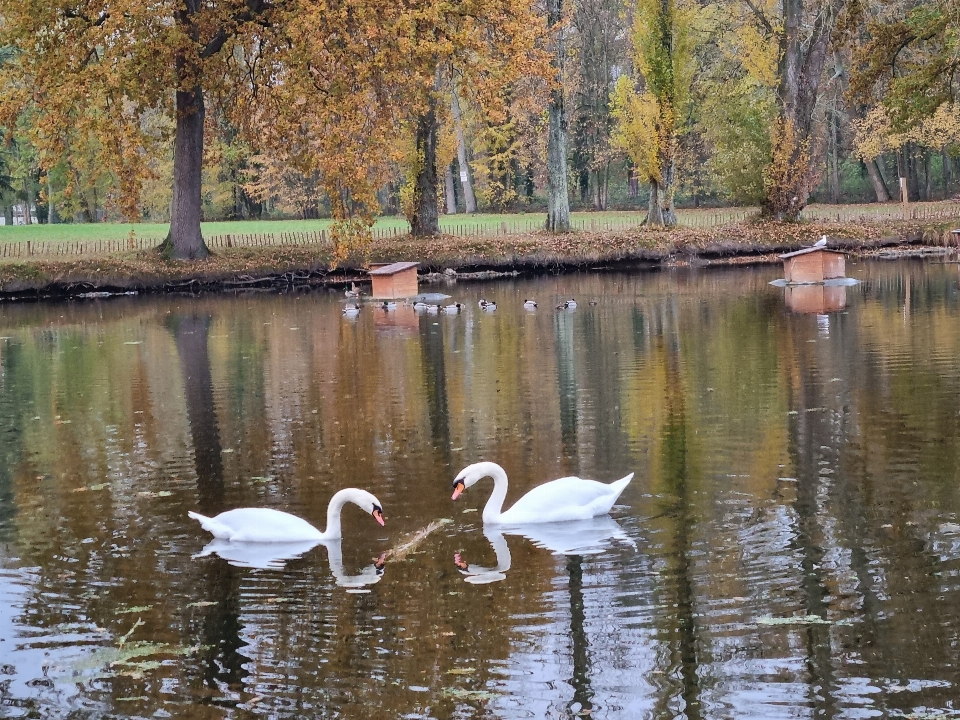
[187,488,385,542]
[451,461,633,524]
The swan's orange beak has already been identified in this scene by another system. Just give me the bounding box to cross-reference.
[372,507,385,526]
[452,480,465,501]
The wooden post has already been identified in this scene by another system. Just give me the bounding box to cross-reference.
[900,177,909,220]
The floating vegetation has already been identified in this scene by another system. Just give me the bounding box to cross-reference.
[73,483,109,493]
[442,687,500,701]
[382,519,452,562]
[116,606,153,615]
[756,614,850,626]
[137,490,172,498]
[186,600,218,608]
[446,668,475,675]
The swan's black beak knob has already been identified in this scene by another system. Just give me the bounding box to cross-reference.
[451,479,466,501]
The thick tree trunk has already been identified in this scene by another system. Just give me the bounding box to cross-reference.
[646,180,664,226]
[444,163,457,214]
[865,157,891,202]
[762,0,845,220]
[451,90,477,214]
[163,85,209,259]
[2,206,11,226]
[410,99,440,237]
[545,0,571,232]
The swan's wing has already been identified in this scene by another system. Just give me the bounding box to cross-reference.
[501,476,629,523]
[212,508,323,543]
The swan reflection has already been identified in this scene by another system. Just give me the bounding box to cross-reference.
[195,538,385,587]
[455,516,633,584]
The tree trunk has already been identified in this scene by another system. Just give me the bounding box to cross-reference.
[2,205,11,226]
[865,157,891,202]
[545,0,571,232]
[646,180,664,226]
[828,112,840,203]
[451,90,477,214]
[47,177,57,224]
[410,98,440,237]
[944,146,953,197]
[761,0,845,220]
[162,85,209,259]
[444,163,457,214]
[23,182,33,224]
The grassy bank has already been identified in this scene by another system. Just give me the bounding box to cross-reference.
[1,201,956,247]
[0,217,954,297]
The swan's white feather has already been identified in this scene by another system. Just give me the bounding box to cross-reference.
[188,508,324,542]
[498,473,633,524]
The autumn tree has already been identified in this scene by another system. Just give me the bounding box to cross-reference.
[851,0,960,200]
[733,0,849,220]
[612,0,698,226]
[388,0,548,237]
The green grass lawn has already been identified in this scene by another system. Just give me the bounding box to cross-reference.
[0,212,651,244]
[0,202,955,245]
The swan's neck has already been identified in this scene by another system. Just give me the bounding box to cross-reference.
[324,489,361,539]
[482,464,510,524]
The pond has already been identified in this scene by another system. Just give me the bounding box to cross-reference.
[1,258,960,719]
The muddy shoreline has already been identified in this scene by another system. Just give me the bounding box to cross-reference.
[0,221,954,301]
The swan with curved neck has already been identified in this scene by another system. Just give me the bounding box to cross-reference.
[451,461,633,524]
[188,488,385,542]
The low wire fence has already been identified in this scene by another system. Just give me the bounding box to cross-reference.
[1,202,958,259]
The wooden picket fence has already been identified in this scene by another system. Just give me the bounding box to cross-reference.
[2,202,959,259]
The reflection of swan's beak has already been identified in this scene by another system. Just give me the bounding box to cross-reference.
[374,552,387,570]
[452,480,465,501]
[372,507,385,526]
[454,552,469,571]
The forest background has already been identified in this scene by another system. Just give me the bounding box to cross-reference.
[0,0,956,260]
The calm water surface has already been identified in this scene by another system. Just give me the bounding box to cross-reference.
[2,260,960,719]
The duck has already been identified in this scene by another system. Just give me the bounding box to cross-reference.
[342,303,360,316]
[523,299,538,309]
[426,304,441,314]
[450,461,633,525]
[556,299,577,310]
[187,488,385,542]
[413,301,431,311]
[344,282,362,298]
[442,303,464,314]
[480,300,497,311]
[380,300,397,311]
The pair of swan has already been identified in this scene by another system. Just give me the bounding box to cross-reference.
[188,463,632,572]
[190,464,631,542]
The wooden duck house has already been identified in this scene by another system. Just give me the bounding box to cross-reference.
[368,261,420,299]
[779,247,846,284]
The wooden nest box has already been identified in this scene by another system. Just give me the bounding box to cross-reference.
[368,261,420,299]
[779,247,846,284]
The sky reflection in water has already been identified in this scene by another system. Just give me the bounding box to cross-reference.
[1,259,960,718]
